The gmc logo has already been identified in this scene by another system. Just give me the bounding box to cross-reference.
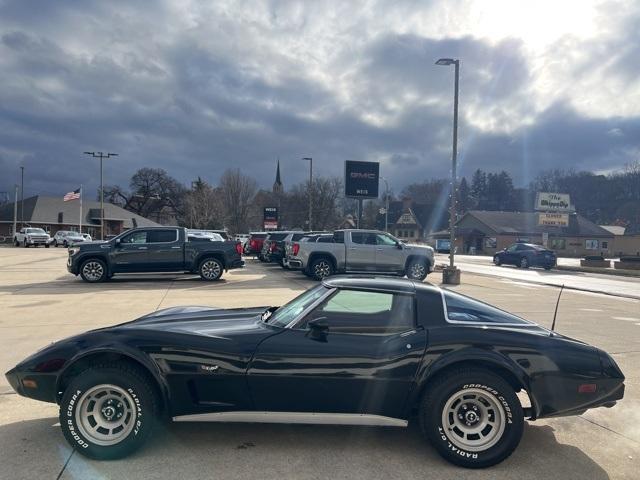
[350,172,376,179]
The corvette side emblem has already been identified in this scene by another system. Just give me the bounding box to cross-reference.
[200,365,219,372]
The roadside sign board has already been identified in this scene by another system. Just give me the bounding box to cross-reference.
[535,192,573,212]
[263,207,278,230]
[344,160,379,199]
[538,213,569,227]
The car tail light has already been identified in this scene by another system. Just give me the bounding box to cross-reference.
[578,384,597,393]
[270,243,277,252]
[235,242,243,255]
[250,239,257,249]
[293,243,300,256]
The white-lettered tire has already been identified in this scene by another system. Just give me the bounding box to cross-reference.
[199,257,224,281]
[80,258,108,283]
[58,363,159,460]
[420,368,524,468]
[406,258,429,281]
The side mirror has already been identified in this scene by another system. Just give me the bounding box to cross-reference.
[396,242,403,249]
[307,317,329,341]
[115,238,121,246]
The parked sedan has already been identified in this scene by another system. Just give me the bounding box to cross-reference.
[53,230,86,247]
[5,277,624,468]
[493,243,556,270]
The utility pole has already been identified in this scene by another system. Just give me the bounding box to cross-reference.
[13,185,18,238]
[436,57,461,284]
[380,176,390,232]
[20,166,24,228]
[84,152,118,240]
[303,157,313,230]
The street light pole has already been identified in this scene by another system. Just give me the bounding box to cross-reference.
[380,176,390,232]
[84,152,118,240]
[436,57,461,284]
[303,157,313,230]
[20,166,24,228]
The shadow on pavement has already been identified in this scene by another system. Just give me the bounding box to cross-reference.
[0,420,601,480]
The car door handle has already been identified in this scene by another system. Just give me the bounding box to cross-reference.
[137,246,148,250]
[171,246,181,249]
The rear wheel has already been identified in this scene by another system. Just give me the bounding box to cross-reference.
[310,257,334,281]
[420,368,524,468]
[80,259,108,283]
[59,363,159,460]
[199,257,223,281]
[543,265,552,270]
[519,257,529,269]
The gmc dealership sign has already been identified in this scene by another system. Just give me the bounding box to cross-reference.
[344,160,379,199]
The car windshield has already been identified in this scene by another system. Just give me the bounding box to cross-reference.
[266,285,329,327]
[26,228,46,234]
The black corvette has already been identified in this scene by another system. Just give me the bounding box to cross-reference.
[5,277,624,468]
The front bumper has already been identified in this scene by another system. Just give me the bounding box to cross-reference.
[5,366,58,403]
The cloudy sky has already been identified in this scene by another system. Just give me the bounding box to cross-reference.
[1,0,639,200]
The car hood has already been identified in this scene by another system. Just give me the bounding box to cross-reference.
[119,305,271,338]
[405,243,434,254]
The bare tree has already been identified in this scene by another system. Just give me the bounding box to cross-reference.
[182,178,225,229]
[220,169,257,233]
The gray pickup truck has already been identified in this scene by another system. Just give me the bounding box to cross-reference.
[286,229,434,281]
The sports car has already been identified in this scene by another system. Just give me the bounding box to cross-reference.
[5,277,624,468]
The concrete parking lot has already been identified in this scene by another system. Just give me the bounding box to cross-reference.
[0,247,638,479]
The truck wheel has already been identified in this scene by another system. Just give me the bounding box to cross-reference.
[493,256,501,266]
[59,363,159,460]
[14,238,19,247]
[199,258,223,281]
[419,368,524,468]
[80,259,108,283]
[406,259,429,281]
[45,243,50,248]
[310,257,334,281]
[23,239,29,248]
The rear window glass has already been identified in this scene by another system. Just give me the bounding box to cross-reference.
[148,230,178,243]
[291,233,305,241]
[269,233,288,241]
[333,232,344,243]
[251,234,267,239]
[318,236,333,243]
[443,290,531,324]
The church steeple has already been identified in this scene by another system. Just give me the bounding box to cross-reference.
[273,159,283,194]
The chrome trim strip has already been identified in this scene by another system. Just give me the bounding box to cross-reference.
[172,411,408,427]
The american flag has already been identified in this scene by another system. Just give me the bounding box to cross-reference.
[63,188,81,202]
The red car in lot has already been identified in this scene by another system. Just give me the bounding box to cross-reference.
[245,232,268,256]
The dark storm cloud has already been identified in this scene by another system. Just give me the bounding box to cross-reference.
[0,0,639,201]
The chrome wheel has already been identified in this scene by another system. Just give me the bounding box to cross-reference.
[200,259,222,280]
[519,257,529,268]
[441,388,506,452]
[75,384,136,447]
[82,261,105,282]
[313,260,332,279]
[408,262,426,279]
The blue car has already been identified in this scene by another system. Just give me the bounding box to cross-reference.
[493,243,556,270]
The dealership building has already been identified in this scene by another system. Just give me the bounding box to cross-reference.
[428,210,621,257]
[0,195,161,239]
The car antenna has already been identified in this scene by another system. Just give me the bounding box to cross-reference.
[550,284,564,334]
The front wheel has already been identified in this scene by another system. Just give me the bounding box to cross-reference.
[23,239,28,248]
[309,257,334,281]
[519,257,529,269]
[420,368,524,468]
[493,256,501,266]
[14,238,19,247]
[58,363,159,460]
[45,243,50,248]
[80,259,108,283]
[406,259,429,281]
[199,257,224,281]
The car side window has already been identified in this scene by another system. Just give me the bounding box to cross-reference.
[120,231,148,244]
[333,231,344,243]
[443,290,530,324]
[506,244,518,252]
[376,233,397,246]
[302,289,415,334]
[148,229,178,243]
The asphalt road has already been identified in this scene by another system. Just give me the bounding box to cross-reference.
[436,253,640,299]
[0,247,639,479]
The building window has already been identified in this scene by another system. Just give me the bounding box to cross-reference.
[550,238,566,250]
[58,212,63,223]
[585,239,599,250]
[602,241,609,249]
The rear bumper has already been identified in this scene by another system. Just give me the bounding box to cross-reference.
[286,257,304,269]
[227,258,245,270]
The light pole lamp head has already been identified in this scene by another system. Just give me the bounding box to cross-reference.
[435,58,457,66]
[302,157,312,161]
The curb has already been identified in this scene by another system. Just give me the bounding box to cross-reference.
[556,265,640,278]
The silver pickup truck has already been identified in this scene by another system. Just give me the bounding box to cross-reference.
[287,229,434,281]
